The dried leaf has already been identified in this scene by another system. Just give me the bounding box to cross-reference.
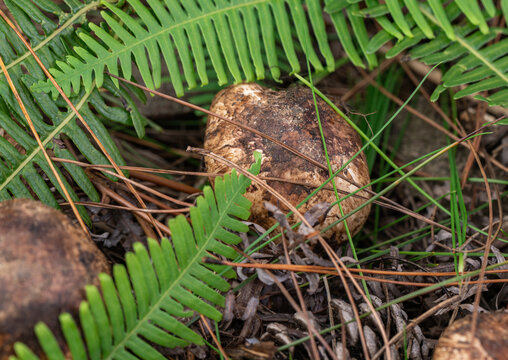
[294,311,321,332]
[300,243,334,267]
[266,323,293,347]
[292,253,320,293]
[363,325,378,357]
[390,303,408,334]
[298,202,331,236]
[242,296,260,321]
[256,268,289,286]
[491,245,508,279]
[331,299,359,345]
[334,342,350,360]
[223,290,236,323]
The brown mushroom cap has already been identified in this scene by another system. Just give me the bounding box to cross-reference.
[204,83,371,242]
[0,199,110,358]
[433,312,508,360]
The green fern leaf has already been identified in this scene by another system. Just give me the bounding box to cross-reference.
[12,153,262,360]
[37,0,507,107]
[36,0,334,97]
[0,0,142,220]
[355,0,508,106]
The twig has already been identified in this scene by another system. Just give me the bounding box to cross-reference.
[93,181,171,235]
[200,315,230,360]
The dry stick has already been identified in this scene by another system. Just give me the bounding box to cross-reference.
[358,67,463,141]
[338,309,348,359]
[93,168,193,207]
[93,181,171,235]
[105,73,445,246]
[357,67,508,173]
[52,157,211,177]
[460,102,485,188]
[399,61,463,139]
[199,314,230,360]
[212,261,508,278]
[371,295,461,360]
[0,9,163,239]
[60,201,189,214]
[207,260,508,287]
[468,148,498,342]
[135,211,157,240]
[280,230,323,360]
[323,277,337,352]
[112,181,180,211]
[189,147,390,360]
[112,131,202,160]
[129,169,200,194]
[0,55,88,234]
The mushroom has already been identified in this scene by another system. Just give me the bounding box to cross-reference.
[204,83,371,242]
[433,312,508,360]
[0,199,110,358]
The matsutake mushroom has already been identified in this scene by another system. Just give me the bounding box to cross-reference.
[433,312,508,360]
[204,83,371,242]
[0,199,110,358]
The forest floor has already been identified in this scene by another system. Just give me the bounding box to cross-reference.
[86,60,508,359]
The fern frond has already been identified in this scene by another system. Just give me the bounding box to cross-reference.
[0,0,138,220]
[39,0,507,107]
[338,0,508,105]
[11,153,262,360]
[37,0,335,98]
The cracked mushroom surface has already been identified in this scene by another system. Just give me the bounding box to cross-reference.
[204,83,371,242]
[0,199,110,358]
